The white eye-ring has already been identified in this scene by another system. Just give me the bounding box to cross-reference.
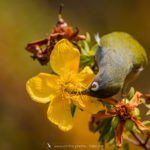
[91,82,99,91]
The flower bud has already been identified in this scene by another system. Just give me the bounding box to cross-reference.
[111,116,120,129]
[125,119,134,131]
[131,108,140,117]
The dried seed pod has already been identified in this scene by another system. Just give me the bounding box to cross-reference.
[25,4,86,65]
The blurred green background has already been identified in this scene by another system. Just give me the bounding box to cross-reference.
[0,0,150,149]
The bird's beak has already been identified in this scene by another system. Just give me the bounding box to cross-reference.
[80,89,90,95]
[67,89,90,96]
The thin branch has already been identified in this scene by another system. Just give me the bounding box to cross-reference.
[126,137,139,145]
[131,131,144,144]
[131,131,150,150]
[145,135,150,145]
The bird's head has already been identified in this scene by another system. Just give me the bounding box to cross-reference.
[80,73,122,98]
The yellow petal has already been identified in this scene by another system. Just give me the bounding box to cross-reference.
[78,66,95,86]
[50,39,80,75]
[26,73,59,103]
[73,95,104,114]
[47,96,73,131]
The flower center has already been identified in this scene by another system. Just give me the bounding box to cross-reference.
[117,105,131,120]
[57,72,86,100]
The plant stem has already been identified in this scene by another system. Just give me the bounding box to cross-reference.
[131,131,150,150]
[145,135,150,145]
[126,137,139,145]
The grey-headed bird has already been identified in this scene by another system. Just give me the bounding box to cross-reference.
[81,32,148,98]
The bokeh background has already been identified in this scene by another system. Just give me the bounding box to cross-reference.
[0,0,150,149]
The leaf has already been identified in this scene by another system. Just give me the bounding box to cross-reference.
[123,140,129,150]
[109,139,119,150]
[115,120,125,148]
[102,101,112,110]
[87,44,98,56]
[145,94,150,104]
[91,43,98,52]
[140,98,145,104]
[70,103,76,117]
[131,108,140,117]
[125,119,134,131]
[106,127,115,142]
[98,118,112,144]
[80,55,90,68]
[131,117,150,132]
[81,47,87,55]
[111,116,120,129]
[93,123,101,132]
[86,32,91,47]
[113,146,119,150]
[126,87,135,100]
[83,41,90,53]
[146,110,150,115]
[79,55,95,69]
[142,120,150,127]
[145,104,150,109]
[81,33,97,56]
[128,92,142,109]
[88,50,95,55]
[132,123,142,134]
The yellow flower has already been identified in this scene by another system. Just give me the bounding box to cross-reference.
[26,39,104,131]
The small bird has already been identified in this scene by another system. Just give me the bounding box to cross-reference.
[81,32,148,98]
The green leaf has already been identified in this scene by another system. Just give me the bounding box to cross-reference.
[145,104,150,109]
[70,103,76,117]
[98,118,113,144]
[123,140,129,150]
[93,123,101,132]
[146,110,150,115]
[142,120,150,127]
[111,116,120,129]
[91,43,98,52]
[102,101,112,110]
[113,146,119,150]
[132,124,142,134]
[131,108,140,117]
[125,119,134,131]
[86,32,91,47]
[81,47,87,55]
[87,50,95,55]
[84,41,90,53]
[79,55,95,69]
[106,127,115,142]
[80,55,90,69]
[126,87,135,100]
[140,98,145,104]
[109,139,119,150]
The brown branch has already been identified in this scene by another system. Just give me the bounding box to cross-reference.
[145,135,150,145]
[131,131,150,150]
[126,137,139,145]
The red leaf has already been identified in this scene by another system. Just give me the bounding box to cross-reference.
[94,110,117,123]
[131,117,150,133]
[102,97,121,106]
[115,120,125,148]
[145,94,150,104]
[127,92,142,110]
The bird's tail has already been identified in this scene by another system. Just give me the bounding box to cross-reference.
[94,33,101,46]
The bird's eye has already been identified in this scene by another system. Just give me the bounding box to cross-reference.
[91,82,99,91]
